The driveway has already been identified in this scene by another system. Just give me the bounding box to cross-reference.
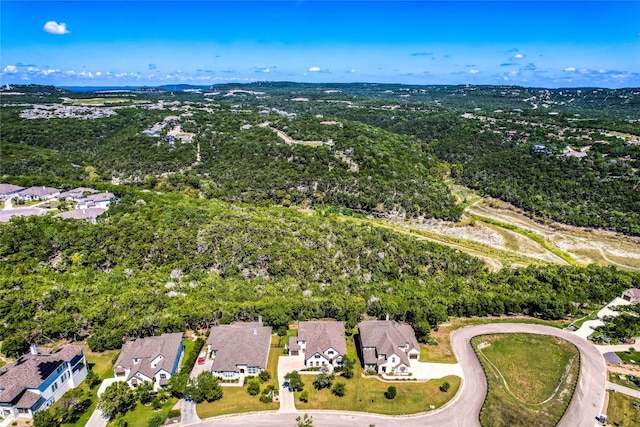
[407,360,463,380]
[572,297,631,339]
[606,381,640,399]
[180,399,202,426]
[85,378,121,427]
[194,324,606,427]
[277,355,305,413]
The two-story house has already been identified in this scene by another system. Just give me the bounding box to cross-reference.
[113,333,184,389]
[207,322,272,382]
[288,321,346,369]
[0,345,88,421]
[358,320,420,375]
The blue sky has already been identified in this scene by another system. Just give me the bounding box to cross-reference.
[1,1,639,88]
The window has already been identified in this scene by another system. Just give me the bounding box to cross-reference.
[160,373,167,380]
[248,367,258,375]
[133,358,140,364]
[61,372,68,383]
[314,354,320,358]
[327,350,334,355]
[51,382,58,393]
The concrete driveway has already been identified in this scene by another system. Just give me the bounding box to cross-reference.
[85,378,121,427]
[277,355,305,413]
[407,360,464,380]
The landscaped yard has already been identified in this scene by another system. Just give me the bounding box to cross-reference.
[616,350,640,366]
[609,372,640,391]
[120,397,178,427]
[59,347,119,427]
[296,340,460,415]
[473,333,579,427]
[196,335,280,418]
[606,391,640,427]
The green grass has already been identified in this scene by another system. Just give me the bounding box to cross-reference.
[606,391,640,427]
[58,347,119,427]
[616,351,640,366]
[196,386,278,418]
[609,373,640,392]
[120,397,178,427]
[473,333,580,427]
[296,340,460,415]
[196,336,280,418]
[570,314,597,329]
[181,339,198,371]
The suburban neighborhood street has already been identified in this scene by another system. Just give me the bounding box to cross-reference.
[194,324,607,427]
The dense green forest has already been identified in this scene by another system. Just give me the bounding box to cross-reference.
[1,192,637,350]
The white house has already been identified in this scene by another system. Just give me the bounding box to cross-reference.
[358,320,420,375]
[113,333,184,389]
[0,345,88,421]
[288,321,346,369]
[77,192,115,210]
[207,321,272,382]
[0,184,25,200]
[16,186,60,202]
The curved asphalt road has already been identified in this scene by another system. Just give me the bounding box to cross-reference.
[196,324,606,427]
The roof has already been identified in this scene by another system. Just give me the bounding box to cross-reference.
[622,288,640,301]
[82,192,115,203]
[0,208,44,222]
[114,333,183,381]
[358,320,420,367]
[0,345,84,405]
[57,208,106,221]
[58,187,98,199]
[603,352,623,364]
[0,184,24,196]
[18,186,60,197]
[207,322,272,372]
[296,321,346,361]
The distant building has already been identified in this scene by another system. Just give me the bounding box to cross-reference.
[77,193,114,210]
[16,186,60,202]
[57,208,106,224]
[0,184,25,200]
[0,208,44,223]
[113,333,184,389]
[532,144,551,155]
[0,345,87,420]
[58,187,98,201]
[207,322,272,382]
[288,321,346,369]
[622,288,640,304]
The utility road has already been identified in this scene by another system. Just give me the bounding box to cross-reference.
[195,324,606,427]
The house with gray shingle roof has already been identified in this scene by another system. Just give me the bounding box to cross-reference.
[0,345,87,421]
[58,187,98,201]
[358,320,420,375]
[0,184,25,200]
[288,321,346,369]
[77,192,115,210]
[113,333,184,389]
[207,322,272,382]
[57,208,106,224]
[16,186,60,201]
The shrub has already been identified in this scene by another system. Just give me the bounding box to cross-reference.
[167,409,181,418]
[247,378,261,396]
[299,390,309,403]
[331,381,346,397]
[147,414,166,427]
[312,372,334,390]
[258,370,271,383]
[385,386,397,400]
[151,396,162,410]
[259,393,273,403]
[285,371,305,392]
[440,382,450,392]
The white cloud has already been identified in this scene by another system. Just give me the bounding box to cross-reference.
[308,66,321,72]
[42,69,60,76]
[564,67,576,72]
[350,69,356,73]
[2,65,18,73]
[468,69,480,74]
[513,53,524,59]
[43,21,70,35]
[262,68,271,73]
[95,71,102,77]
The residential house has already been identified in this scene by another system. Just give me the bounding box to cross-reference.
[0,208,44,223]
[77,193,114,210]
[16,186,60,202]
[288,321,346,368]
[622,288,640,304]
[358,320,420,375]
[207,322,272,381]
[0,184,24,200]
[57,208,106,224]
[58,187,98,201]
[113,333,184,389]
[0,345,87,421]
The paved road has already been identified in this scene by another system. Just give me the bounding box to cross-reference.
[194,324,606,427]
[606,381,640,399]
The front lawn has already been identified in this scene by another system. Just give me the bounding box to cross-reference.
[297,340,460,415]
[606,391,640,427]
[120,397,178,427]
[196,386,278,418]
[616,351,640,366]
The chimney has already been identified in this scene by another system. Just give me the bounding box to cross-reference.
[258,315,263,325]
[30,343,38,356]
[253,327,257,335]
[385,314,389,321]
